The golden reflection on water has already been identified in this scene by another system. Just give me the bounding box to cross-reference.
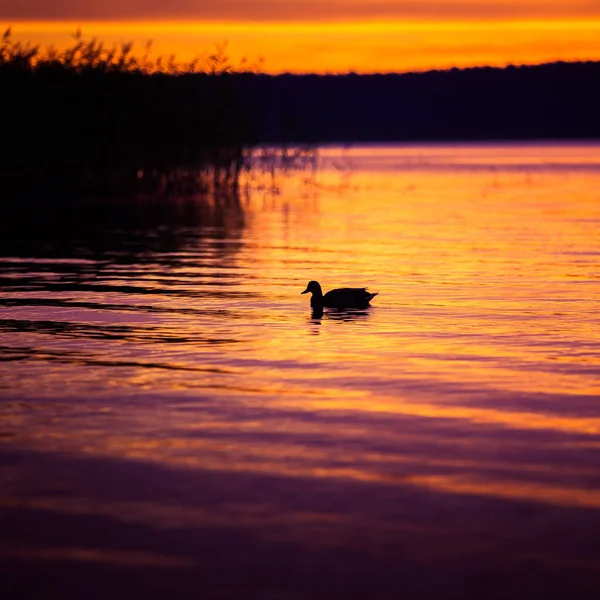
[1,143,600,522]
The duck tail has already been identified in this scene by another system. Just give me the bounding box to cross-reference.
[366,292,378,302]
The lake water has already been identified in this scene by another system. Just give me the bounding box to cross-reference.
[1,143,600,599]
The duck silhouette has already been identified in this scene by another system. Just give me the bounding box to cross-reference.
[301,280,378,309]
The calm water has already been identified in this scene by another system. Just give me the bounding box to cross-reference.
[1,143,600,599]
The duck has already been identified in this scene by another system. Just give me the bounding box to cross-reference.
[301,280,378,309]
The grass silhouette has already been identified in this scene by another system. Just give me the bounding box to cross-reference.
[0,28,264,198]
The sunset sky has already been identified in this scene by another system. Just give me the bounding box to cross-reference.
[3,1,600,73]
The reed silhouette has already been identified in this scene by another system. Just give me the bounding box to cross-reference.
[0,28,262,198]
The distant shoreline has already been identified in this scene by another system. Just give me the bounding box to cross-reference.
[240,61,600,144]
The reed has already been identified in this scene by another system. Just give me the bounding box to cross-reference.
[0,28,262,198]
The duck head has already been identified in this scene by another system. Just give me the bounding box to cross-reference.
[301,281,323,297]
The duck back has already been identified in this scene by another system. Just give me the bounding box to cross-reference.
[322,287,378,309]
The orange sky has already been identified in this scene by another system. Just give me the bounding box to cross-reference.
[3,1,600,73]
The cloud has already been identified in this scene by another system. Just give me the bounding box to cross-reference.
[2,1,599,22]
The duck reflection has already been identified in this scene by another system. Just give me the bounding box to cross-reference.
[311,307,324,321]
[310,306,373,324]
[326,308,372,322]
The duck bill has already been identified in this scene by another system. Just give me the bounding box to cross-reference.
[301,288,309,295]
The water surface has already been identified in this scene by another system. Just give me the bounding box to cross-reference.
[1,143,600,599]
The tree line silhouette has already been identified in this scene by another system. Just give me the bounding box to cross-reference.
[248,62,600,143]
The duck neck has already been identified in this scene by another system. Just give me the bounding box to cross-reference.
[311,286,323,307]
